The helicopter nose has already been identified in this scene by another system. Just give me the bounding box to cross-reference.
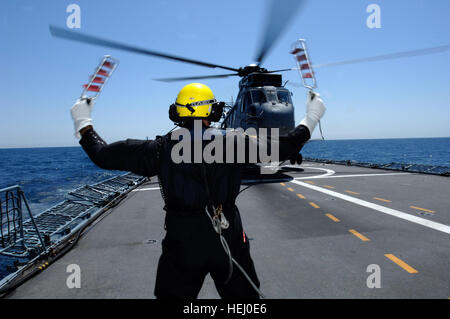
[256,102,295,135]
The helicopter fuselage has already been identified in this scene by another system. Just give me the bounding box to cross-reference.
[222,72,295,136]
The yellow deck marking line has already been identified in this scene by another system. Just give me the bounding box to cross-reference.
[309,202,320,209]
[322,185,335,189]
[384,254,418,273]
[290,179,450,235]
[296,193,305,199]
[304,181,315,184]
[410,206,435,214]
[373,197,392,203]
[325,213,340,222]
[348,229,370,241]
[287,187,294,192]
[345,190,360,195]
[280,183,286,186]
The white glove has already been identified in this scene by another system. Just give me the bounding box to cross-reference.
[71,98,94,139]
[299,91,326,134]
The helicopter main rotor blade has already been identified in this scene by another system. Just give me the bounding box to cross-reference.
[312,44,450,69]
[266,68,296,73]
[49,25,240,72]
[254,0,305,65]
[154,73,240,82]
[285,81,303,88]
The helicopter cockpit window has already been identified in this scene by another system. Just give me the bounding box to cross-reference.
[265,90,278,103]
[250,90,267,103]
[277,90,292,105]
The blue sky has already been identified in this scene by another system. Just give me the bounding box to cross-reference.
[1,0,449,148]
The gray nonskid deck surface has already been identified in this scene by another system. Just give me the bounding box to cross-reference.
[7,162,450,298]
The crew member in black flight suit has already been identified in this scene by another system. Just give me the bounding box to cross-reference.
[70,82,326,299]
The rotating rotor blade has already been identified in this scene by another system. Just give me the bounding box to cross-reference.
[49,25,240,72]
[255,0,305,65]
[285,81,303,88]
[266,68,296,73]
[312,44,450,69]
[154,73,240,82]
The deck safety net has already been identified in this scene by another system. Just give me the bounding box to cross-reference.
[304,158,450,176]
[0,172,146,291]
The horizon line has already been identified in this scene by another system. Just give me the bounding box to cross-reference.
[0,136,449,149]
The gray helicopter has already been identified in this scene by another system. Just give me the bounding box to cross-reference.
[49,0,449,168]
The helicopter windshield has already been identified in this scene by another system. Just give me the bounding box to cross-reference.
[265,90,278,103]
[250,90,267,103]
[277,89,292,104]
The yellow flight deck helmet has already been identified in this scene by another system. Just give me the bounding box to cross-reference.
[169,83,224,124]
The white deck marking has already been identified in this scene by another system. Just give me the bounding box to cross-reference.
[295,172,410,179]
[243,167,334,184]
[290,180,450,235]
[292,167,336,179]
[132,187,160,192]
[130,167,334,193]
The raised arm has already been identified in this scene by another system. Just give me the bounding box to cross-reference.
[71,98,160,177]
[242,91,326,163]
[280,91,326,160]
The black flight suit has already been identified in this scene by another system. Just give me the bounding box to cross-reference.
[79,123,310,299]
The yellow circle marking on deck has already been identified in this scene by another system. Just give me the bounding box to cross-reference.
[287,187,294,192]
[345,190,360,195]
[322,185,335,189]
[296,193,305,199]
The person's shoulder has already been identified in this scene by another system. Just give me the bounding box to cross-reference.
[154,132,172,145]
[205,127,228,138]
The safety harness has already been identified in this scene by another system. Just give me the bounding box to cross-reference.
[200,163,265,298]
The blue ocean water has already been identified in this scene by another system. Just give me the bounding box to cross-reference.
[0,147,120,214]
[0,138,449,215]
[301,137,450,167]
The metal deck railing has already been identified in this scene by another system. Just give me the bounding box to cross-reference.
[0,172,147,294]
[0,186,46,258]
